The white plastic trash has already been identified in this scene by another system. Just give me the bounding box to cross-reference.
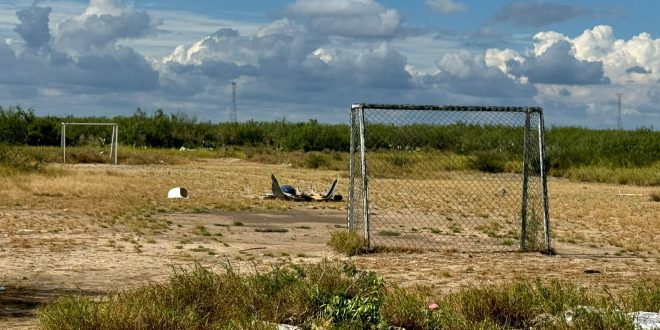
[168,187,189,199]
[629,312,660,330]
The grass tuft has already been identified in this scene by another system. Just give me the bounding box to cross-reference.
[650,192,660,202]
[192,225,212,236]
[377,230,401,237]
[254,227,289,233]
[327,230,369,256]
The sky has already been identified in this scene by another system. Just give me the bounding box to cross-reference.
[0,0,659,129]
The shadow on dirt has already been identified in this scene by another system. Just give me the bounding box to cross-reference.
[0,286,103,319]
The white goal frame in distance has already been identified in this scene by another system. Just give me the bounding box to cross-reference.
[348,103,552,253]
[61,122,119,164]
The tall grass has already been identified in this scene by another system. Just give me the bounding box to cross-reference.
[0,144,43,172]
[0,144,68,177]
[39,262,660,329]
[555,163,660,186]
[39,261,387,329]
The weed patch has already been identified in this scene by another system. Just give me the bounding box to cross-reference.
[378,230,401,237]
[192,225,212,236]
[328,230,368,256]
[254,228,289,233]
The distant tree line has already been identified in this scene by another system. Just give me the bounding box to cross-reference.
[1,105,658,169]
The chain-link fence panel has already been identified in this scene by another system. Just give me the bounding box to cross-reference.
[348,104,550,253]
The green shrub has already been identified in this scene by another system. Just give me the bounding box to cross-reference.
[304,152,330,169]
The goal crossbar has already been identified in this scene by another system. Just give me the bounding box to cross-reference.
[353,103,543,113]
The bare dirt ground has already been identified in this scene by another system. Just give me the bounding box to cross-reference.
[0,158,658,329]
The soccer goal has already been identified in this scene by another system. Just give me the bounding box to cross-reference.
[347,104,551,253]
[61,122,119,164]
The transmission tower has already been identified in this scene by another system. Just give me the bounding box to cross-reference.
[617,93,622,130]
[229,81,237,123]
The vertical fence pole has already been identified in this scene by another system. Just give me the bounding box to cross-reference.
[537,111,552,253]
[110,125,116,163]
[61,123,66,164]
[348,106,357,230]
[114,125,119,165]
[358,105,370,248]
[520,110,531,251]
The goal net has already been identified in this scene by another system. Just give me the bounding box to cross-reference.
[347,104,551,253]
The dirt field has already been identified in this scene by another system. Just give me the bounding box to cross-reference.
[0,158,658,328]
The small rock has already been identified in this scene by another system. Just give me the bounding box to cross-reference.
[428,303,439,310]
[0,286,6,292]
[584,268,601,274]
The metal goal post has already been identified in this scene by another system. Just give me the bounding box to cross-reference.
[347,103,551,253]
[61,122,119,164]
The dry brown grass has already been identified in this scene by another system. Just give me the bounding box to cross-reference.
[0,159,346,234]
[2,158,657,256]
[548,180,660,254]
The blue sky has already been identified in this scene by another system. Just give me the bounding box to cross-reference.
[1,0,659,128]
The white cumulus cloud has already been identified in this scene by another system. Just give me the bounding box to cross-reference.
[285,0,400,37]
[430,50,536,98]
[53,0,160,53]
[286,0,384,16]
[425,0,467,14]
[485,25,660,86]
[531,25,660,84]
[478,25,660,127]
[82,0,124,16]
